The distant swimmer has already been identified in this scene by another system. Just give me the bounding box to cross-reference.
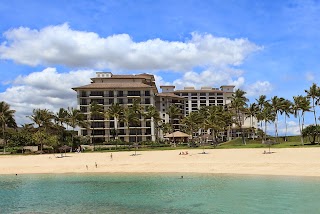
[181,176,183,179]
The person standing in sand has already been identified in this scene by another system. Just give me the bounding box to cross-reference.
[110,153,113,160]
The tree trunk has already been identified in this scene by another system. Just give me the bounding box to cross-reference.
[238,110,246,145]
[264,120,267,142]
[284,115,288,142]
[274,113,278,143]
[298,112,303,146]
[2,125,6,154]
[313,99,317,126]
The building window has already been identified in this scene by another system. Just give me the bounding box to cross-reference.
[217,93,223,96]
[109,99,114,104]
[90,91,104,96]
[80,106,87,112]
[145,98,150,104]
[181,93,188,96]
[118,98,123,104]
[109,91,114,97]
[117,91,124,97]
[109,121,115,128]
[128,91,141,96]
[145,91,150,96]
[81,91,87,97]
[217,100,223,103]
[191,93,197,96]
[200,93,206,96]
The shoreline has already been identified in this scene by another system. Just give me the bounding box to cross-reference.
[1,148,320,177]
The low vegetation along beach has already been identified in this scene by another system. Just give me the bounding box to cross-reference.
[1,148,320,177]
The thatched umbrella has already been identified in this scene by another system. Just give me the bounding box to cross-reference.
[58,145,71,157]
[164,131,191,143]
[263,140,276,154]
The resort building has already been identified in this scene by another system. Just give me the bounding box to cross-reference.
[73,72,257,143]
[73,72,158,143]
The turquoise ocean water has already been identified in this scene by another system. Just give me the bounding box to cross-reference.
[0,173,320,214]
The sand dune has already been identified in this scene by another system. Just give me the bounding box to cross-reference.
[1,148,320,177]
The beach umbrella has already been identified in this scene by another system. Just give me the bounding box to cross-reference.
[263,140,276,154]
[59,145,71,156]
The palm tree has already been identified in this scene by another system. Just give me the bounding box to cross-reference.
[107,103,124,146]
[293,95,311,145]
[160,122,173,141]
[230,89,248,145]
[67,107,85,147]
[256,95,268,137]
[54,108,68,143]
[0,101,17,153]
[246,103,258,140]
[280,99,293,142]
[202,105,225,144]
[144,105,161,142]
[260,101,275,142]
[89,102,104,149]
[305,83,320,125]
[28,108,54,151]
[122,106,139,154]
[271,96,285,143]
[166,104,181,145]
[131,98,143,155]
[181,111,202,142]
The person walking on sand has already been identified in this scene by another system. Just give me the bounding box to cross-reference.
[110,153,113,160]
[86,165,88,170]
[95,162,98,168]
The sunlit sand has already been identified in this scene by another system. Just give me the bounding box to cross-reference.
[1,148,320,177]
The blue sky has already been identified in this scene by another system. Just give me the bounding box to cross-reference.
[0,0,320,135]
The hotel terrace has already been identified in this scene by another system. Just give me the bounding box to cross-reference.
[73,72,256,143]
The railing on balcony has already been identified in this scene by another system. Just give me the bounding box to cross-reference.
[90,91,104,97]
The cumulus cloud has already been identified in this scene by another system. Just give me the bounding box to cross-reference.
[166,68,245,90]
[0,23,261,71]
[244,81,273,97]
[0,68,96,125]
[305,72,315,81]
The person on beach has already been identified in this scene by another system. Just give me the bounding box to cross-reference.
[86,165,88,170]
[95,162,98,168]
[110,153,113,160]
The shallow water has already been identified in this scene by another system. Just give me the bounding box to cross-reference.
[0,173,319,214]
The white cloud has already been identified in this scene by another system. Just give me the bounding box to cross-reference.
[0,68,96,125]
[244,81,273,97]
[0,23,261,71]
[168,68,245,90]
[305,72,315,81]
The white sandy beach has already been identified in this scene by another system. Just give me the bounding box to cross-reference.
[1,148,320,177]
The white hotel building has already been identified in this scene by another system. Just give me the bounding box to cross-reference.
[73,72,256,143]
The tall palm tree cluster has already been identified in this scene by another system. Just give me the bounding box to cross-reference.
[180,84,320,146]
[0,104,86,152]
